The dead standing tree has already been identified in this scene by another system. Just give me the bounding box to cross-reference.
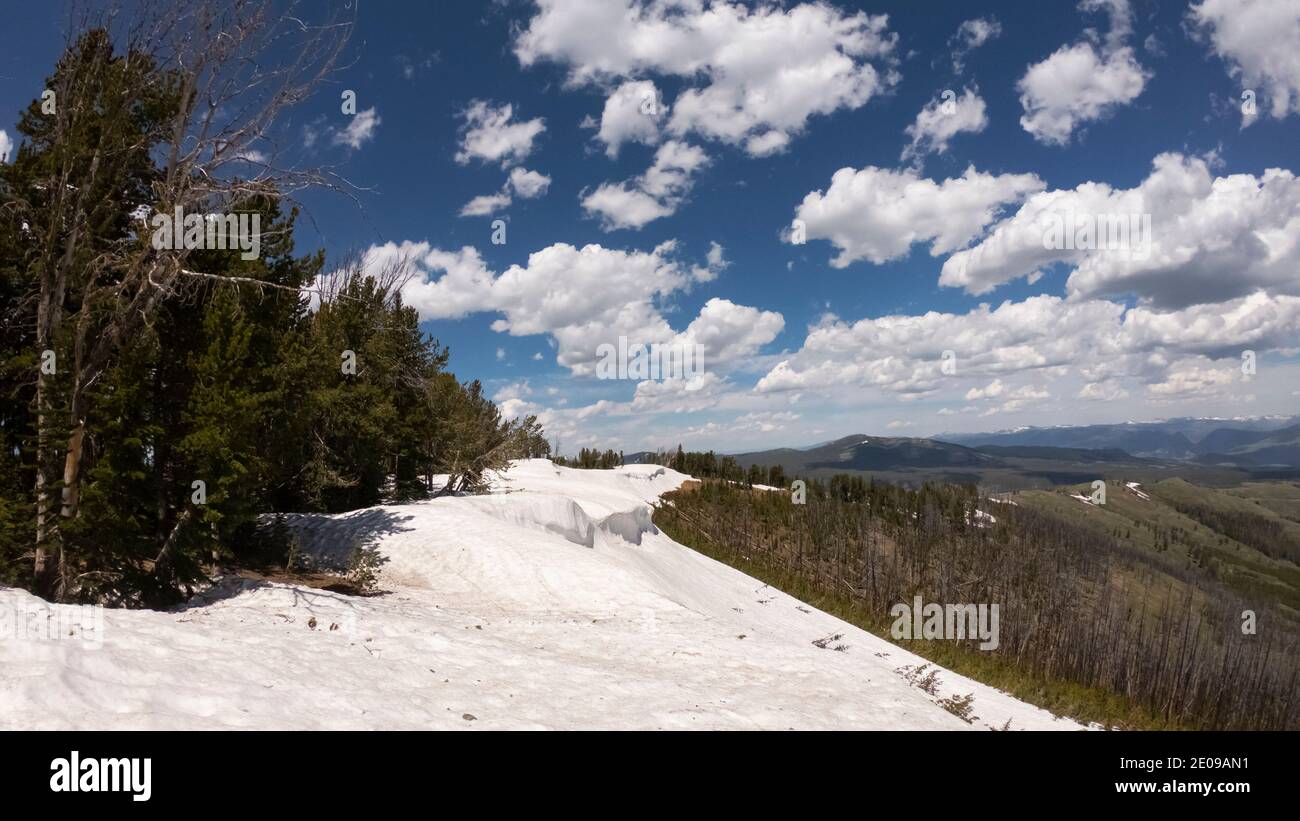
[29,0,352,598]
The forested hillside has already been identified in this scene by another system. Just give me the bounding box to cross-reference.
[1015,479,1300,614]
[654,476,1300,729]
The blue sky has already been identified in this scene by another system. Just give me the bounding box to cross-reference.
[3,0,1298,454]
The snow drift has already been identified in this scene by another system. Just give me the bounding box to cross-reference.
[0,460,1082,730]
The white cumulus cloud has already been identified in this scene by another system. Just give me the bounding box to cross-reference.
[508,167,552,199]
[939,153,1300,307]
[459,191,513,217]
[950,17,1002,74]
[594,80,664,157]
[1017,0,1148,145]
[1189,0,1300,127]
[789,165,1044,267]
[901,88,989,162]
[583,140,709,230]
[332,108,381,150]
[347,240,781,376]
[753,290,1300,410]
[516,0,899,156]
[456,101,546,166]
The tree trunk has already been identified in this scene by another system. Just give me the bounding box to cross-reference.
[59,422,86,520]
[33,373,50,580]
[33,236,68,590]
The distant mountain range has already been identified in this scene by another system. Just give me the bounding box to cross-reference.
[1193,425,1300,467]
[728,434,1153,490]
[939,417,1300,467]
[735,434,997,472]
[724,418,1300,490]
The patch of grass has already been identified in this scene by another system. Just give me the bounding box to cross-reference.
[1014,480,1300,616]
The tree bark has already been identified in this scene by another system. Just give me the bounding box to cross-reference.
[59,423,86,520]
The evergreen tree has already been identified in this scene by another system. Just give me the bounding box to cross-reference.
[0,28,550,605]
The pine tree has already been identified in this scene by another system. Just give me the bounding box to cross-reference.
[0,27,551,605]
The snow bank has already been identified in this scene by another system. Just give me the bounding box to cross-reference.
[0,459,1082,730]
[464,494,598,548]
